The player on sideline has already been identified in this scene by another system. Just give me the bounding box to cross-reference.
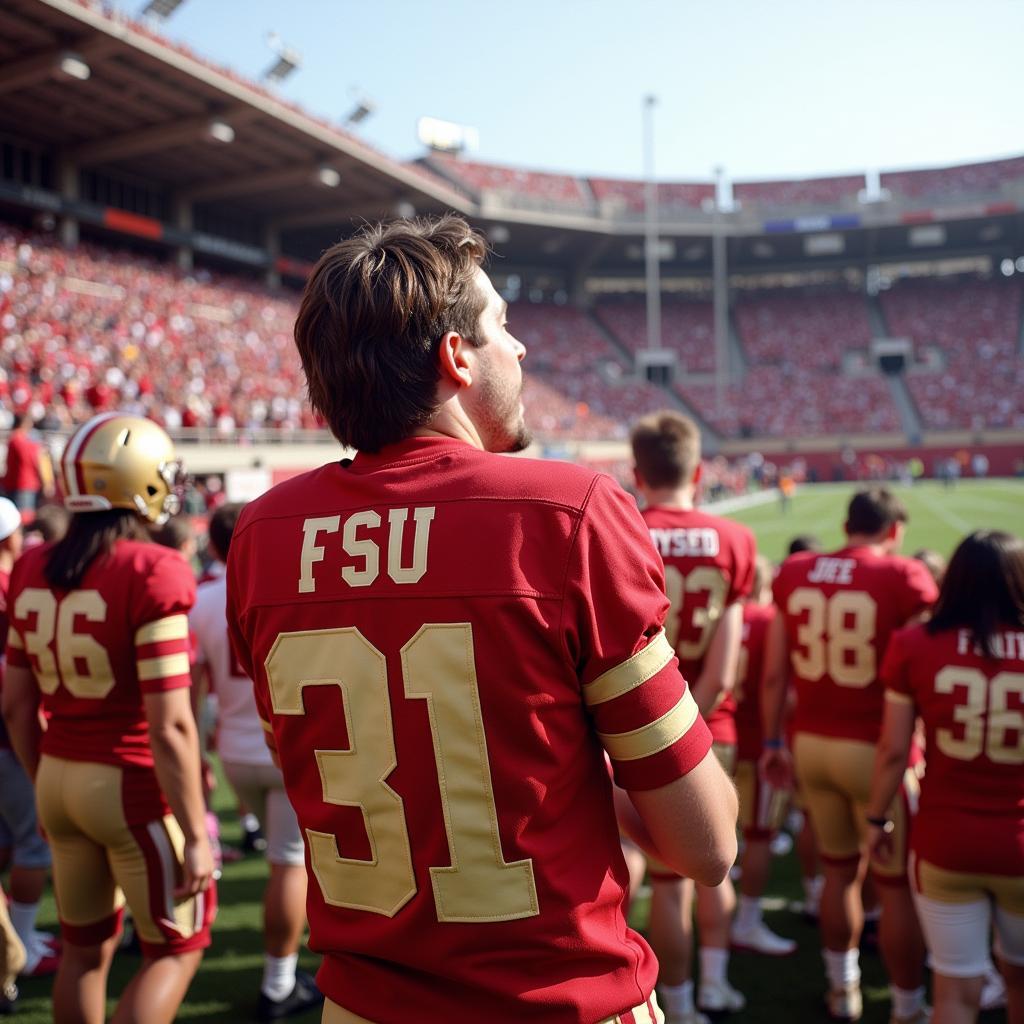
[868,530,1024,1024]
[190,502,322,1021]
[762,488,938,1023]
[1,414,215,1024]
[731,554,796,957]
[227,215,737,1024]
[629,411,754,1022]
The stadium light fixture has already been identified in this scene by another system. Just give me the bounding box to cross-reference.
[395,201,416,220]
[57,53,91,82]
[1000,258,1015,277]
[205,119,235,144]
[316,166,341,188]
[344,97,376,127]
[262,33,302,85]
[1016,256,1024,273]
[140,0,187,22]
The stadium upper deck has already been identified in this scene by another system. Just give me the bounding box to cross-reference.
[0,0,1022,452]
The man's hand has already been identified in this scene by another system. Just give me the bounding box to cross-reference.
[176,836,215,899]
[867,822,894,866]
[759,745,793,790]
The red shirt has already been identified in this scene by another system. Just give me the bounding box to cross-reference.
[882,624,1024,876]
[642,506,756,745]
[6,540,195,820]
[3,432,40,492]
[734,603,775,762]
[227,436,711,1024]
[773,546,937,742]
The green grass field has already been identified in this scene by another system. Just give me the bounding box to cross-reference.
[11,478,1020,1022]
[725,478,1024,563]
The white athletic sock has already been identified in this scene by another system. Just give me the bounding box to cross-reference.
[658,980,694,1016]
[699,947,729,986]
[890,985,925,1019]
[735,895,762,932]
[823,948,861,990]
[261,952,298,1001]
[8,901,39,949]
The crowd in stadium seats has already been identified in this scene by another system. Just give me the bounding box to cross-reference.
[732,175,863,209]
[881,155,1024,201]
[2,220,1021,442]
[0,225,314,434]
[734,290,874,370]
[426,153,590,207]
[588,178,715,213]
[509,302,671,439]
[594,296,718,373]
[679,367,900,438]
[880,277,1024,430]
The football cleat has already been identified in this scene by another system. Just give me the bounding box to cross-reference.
[60,413,185,524]
[697,978,746,1014]
[730,920,797,956]
[827,984,863,1022]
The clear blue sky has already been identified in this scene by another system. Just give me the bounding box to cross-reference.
[153,0,1022,182]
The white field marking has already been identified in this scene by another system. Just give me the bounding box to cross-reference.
[911,490,972,533]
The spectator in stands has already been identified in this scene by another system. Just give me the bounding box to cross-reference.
[2,415,52,514]
[23,503,70,549]
[912,549,947,588]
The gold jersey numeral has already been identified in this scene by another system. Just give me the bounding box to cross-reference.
[664,565,729,661]
[265,623,538,923]
[787,588,877,688]
[934,667,1024,765]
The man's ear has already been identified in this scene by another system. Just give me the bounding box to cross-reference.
[437,331,474,388]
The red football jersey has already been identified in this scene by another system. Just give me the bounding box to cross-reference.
[227,436,712,1024]
[642,505,756,745]
[882,623,1024,876]
[6,540,195,820]
[734,603,775,762]
[773,545,937,742]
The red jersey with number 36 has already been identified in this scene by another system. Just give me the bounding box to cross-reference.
[773,546,937,743]
[227,436,712,1024]
[882,623,1024,876]
[642,506,756,745]
[5,540,195,821]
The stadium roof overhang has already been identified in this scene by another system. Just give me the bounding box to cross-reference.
[0,0,473,231]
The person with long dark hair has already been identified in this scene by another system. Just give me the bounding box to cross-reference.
[868,530,1024,1024]
[1,413,215,1024]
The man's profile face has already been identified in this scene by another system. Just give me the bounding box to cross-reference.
[466,268,531,454]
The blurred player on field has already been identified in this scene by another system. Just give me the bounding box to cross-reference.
[190,502,321,1022]
[629,411,754,1022]
[228,215,737,1023]
[762,488,938,1023]
[868,530,1024,1024]
[730,554,796,957]
[1,414,215,1024]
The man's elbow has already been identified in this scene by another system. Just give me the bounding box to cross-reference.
[693,835,738,887]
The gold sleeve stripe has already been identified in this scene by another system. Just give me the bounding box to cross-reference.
[584,630,674,707]
[135,615,189,647]
[137,652,191,681]
[884,689,913,705]
[599,689,699,762]
[7,630,23,649]
[260,718,274,733]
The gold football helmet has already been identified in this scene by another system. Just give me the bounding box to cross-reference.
[61,413,185,524]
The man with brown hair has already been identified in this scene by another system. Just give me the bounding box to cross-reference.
[762,488,938,1023]
[629,411,758,1024]
[227,215,737,1024]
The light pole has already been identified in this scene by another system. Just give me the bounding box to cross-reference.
[643,95,663,360]
[712,164,728,414]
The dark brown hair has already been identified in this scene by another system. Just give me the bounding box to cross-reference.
[207,502,244,562]
[630,411,701,489]
[44,509,147,590]
[927,530,1024,658]
[294,214,489,452]
[150,514,193,552]
[844,487,908,537]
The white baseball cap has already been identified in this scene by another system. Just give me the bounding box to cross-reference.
[0,497,22,542]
